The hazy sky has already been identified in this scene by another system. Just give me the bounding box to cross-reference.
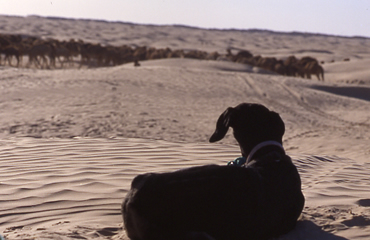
[1,0,369,37]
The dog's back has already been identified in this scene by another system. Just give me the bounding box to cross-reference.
[123,165,260,240]
[122,152,304,240]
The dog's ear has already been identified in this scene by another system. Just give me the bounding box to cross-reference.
[209,107,234,143]
[269,111,285,139]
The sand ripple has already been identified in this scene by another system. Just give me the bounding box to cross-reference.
[1,138,369,239]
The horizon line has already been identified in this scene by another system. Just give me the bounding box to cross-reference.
[1,13,370,39]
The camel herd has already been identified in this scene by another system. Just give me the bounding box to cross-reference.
[0,33,324,81]
[231,52,324,81]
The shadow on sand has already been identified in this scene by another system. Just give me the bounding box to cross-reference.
[312,85,370,102]
[279,220,348,240]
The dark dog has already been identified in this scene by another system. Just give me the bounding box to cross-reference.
[122,103,304,240]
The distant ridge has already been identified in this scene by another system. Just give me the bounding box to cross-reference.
[1,14,369,39]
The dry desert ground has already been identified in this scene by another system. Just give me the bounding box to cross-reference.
[1,15,370,240]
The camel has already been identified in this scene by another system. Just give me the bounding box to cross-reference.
[232,50,253,63]
[293,57,324,80]
[0,34,11,48]
[133,46,148,61]
[283,64,300,77]
[298,56,319,66]
[248,55,262,66]
[281,56,300,77]
[167,49,184,58]
[147,47,172,60]
[284,55,298,66]
[183,50,208,59]
[26,43,54,69]
[256,57,278,72]
[117,45,135,64]
[65,39,80,54]
[206,51,220,60]
[1,45,22,67]
[79,43,106,67]
[0,34,23,67]
[50,40,74,68]
[304,61,324,81]
[274,60,286,75]
[281,55,324,80]
[103,46,131,66]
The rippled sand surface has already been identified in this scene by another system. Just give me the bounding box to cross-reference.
[1,138,369,239]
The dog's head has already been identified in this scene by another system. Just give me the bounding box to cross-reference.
[209,103,285,156]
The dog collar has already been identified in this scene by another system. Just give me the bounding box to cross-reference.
[246,141,284,164]
[227,156,247,166]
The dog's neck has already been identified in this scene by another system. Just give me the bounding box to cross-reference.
[245,141,285,164]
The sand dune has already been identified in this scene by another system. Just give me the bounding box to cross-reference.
[1,15,370,239]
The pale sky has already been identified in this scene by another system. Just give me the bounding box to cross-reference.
[0,0,369,37]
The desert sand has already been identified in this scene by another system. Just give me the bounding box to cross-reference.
[1,15,370,239]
